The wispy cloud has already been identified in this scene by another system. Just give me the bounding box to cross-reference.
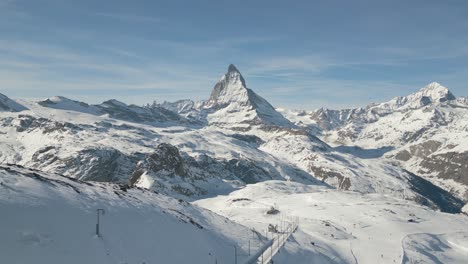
[94,12,162,24]
[249,56,328,74]
[1,35,463,109]
[0,38,218,104]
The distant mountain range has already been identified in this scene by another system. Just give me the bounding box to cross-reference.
[0,64,467,212]
[280,81,468,201]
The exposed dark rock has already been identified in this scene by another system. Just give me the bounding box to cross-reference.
[409,140,442,158]
[14,115,82,134]
[395,150,412,161]
[185,154,275,184]
[148,143,187,176]
[308,166,350,190]
[418,152,468,186]
[229,134,264,146]
[405,170,465,213]
[130,143,188,186]
[59,148,140,182]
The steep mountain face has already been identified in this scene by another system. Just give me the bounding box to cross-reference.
[0,93,27,112]
[203,64,293,130]
[282,82,468,200]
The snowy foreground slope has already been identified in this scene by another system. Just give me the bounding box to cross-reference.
[0,165,271,264]
[195,181,468,264]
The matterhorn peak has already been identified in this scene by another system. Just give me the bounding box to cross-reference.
[227,63,240,74]
[205,64,293,128]
[208,64,247,106]
[222,64,246,86]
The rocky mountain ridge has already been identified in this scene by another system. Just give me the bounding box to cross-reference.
[0,65,466,212]
[281,82,468,200]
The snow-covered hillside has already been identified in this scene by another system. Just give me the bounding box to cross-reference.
[0,164,269,264]
[282,82,468,200]
[195,180,468,264]
[0,99,323,199]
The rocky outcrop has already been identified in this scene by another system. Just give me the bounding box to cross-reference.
[130,143,188,185]
[30,146,140,182]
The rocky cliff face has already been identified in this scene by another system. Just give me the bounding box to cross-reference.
[130,143,188,184]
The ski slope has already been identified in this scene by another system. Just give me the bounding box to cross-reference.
[0,165,267,264]
[195,181,468,264]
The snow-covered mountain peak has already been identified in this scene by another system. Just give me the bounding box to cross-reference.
[205,64,293,128]
[369,82,456,114]
[402,82,455,105]
[414,82,456,103]
[208,64,247,106]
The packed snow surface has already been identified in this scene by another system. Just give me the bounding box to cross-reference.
[195,181,468,264]
[0,165,268,264]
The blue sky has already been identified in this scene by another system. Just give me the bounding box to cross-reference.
[1,0,467,109]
